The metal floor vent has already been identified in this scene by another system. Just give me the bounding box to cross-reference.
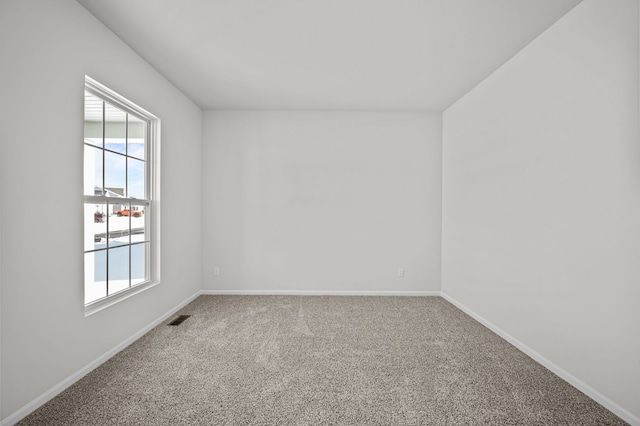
[168,315,191,326]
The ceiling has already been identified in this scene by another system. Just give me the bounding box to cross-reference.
[78,0,581,111]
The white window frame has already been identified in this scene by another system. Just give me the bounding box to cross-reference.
[84,76,161,316]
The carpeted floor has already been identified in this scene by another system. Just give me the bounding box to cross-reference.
[20,295,626,425]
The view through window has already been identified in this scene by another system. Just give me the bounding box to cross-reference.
[83,78,158,308]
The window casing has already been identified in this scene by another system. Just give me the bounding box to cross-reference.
[83,76,160,315]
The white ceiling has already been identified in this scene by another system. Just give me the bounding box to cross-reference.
[78,0,581,111]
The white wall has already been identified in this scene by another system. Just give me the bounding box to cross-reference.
[442,0,640,421]
[0,0,202,420]
[202,111,441,293]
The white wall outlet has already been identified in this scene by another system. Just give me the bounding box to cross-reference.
[213,267,220,276]
[397,268,404,278]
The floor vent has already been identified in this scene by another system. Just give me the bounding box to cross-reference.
[168,315,191,326]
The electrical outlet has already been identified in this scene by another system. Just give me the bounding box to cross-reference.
[398,268,404,278]
[213,267,220,276]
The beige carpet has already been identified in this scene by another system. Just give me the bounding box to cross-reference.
[20,295,626,425]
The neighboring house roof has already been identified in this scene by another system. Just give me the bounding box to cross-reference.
[105,187,125,196]
[94,186,125,197]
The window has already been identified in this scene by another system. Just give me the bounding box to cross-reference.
[83,76,160,314]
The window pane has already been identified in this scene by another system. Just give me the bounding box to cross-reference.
[131,242,148,286]
[104,151,126,196]
[84,92,103,148]
[85,250,107,304]
[108,246,130,295]
[108,202,130,247]
[84,145,103,196]
[128,115,146,160]
[85,203,107,251]
[104,102,126,154]
[130,205,146,243]
[128,158,145,199]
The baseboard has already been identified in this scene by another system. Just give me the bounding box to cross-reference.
[441,292,640,426]
[201,289,441,296]
[1,291,201,426]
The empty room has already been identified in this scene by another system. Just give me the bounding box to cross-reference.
[1,0,639,424]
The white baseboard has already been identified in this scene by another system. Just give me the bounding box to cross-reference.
[441,292,640,426]
[1,291,201,426]
[200,289,441,296]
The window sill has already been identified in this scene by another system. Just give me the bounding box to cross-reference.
[85,280,159,317]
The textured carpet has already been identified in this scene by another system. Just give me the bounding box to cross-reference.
[20,296,626,425]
